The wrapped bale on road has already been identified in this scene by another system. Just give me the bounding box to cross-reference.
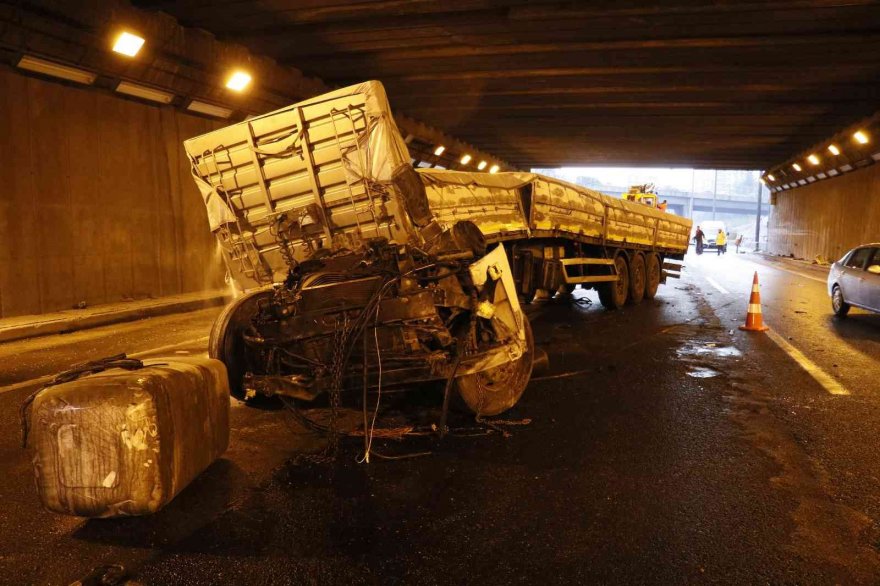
[26,357,229,518]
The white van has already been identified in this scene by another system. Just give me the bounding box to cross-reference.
[695,220,727,249]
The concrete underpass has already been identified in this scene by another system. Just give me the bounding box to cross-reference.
[1,2,879,584]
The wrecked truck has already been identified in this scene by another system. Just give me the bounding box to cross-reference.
[184,81,691,418]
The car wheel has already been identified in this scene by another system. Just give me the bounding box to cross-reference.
[831,285,850,317]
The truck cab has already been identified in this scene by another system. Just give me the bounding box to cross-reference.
[622,184,659,208]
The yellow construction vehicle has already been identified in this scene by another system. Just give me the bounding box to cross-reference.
[622,183,659,208]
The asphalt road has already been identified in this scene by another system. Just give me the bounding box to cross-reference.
[1,251,879,585]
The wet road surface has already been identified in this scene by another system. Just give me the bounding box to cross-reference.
[1,251,879,584]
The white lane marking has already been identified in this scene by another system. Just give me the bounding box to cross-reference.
[0,336,209,396]
[130,336,208,358]
[705,276,730,295]
[765,328,849,396]
[751,259,827,284]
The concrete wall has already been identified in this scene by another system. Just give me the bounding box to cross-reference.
[768,164,880,262]
[0,67,225,318]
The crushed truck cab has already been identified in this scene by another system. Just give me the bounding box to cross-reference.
[184,81,691,417]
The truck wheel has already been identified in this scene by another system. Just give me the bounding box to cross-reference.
[645,253,661,299]
[628,253,646,304]
[209,288,272,399]
[455,316,534,416]
[598,254,629,309]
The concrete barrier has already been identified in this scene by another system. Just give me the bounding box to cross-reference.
[0,290,230,344]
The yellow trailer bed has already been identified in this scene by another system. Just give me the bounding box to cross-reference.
[418,170,691,254]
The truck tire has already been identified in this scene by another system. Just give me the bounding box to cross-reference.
[645,253,661,299]
[628,253,646,304]
[598,254,629,309]
[455,316,534,416]
[209,288,273,399]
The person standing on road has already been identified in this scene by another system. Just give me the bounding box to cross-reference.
[694,226,705,255]
[658,199,668,212]
[716,229,727,256]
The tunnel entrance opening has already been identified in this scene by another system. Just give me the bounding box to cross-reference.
[533,166,771,252]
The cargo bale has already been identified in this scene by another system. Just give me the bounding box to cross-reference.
[27,357,229,518]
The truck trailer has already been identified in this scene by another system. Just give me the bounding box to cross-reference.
[184,81,691,419]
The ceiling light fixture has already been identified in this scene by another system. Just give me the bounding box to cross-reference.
[16,55,97,85]
[225,70,252,92]
[792,163,802,172]
[433,145,445,156]
[767,174,775,181]
[828,144,840,156]
[853,130,869,144]
[460,154,472,165]
[115,81,174,104]
[477,161,487,170]
[112,32,145,57]
[489,164,500,174]
[186,100,234,119]
[807,154,820,165]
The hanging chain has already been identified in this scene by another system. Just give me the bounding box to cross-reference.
[326,311,351,455]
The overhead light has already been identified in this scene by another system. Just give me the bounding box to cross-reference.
[792,163,802,172]
[767,174,775,181]
[477,161,487,170]
[226,70,252,92]
[807,154,820,165]
[853,130,869,144]
[115,81,173,104]
[828,144,840,156]
[460,154,472,165]
[17,55,96,85]
[112,31,145,57]
[489,164,500,174]
[433,145,445,156]
[187,100,233,119]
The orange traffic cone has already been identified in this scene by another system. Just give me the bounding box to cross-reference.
[739,271,769,332]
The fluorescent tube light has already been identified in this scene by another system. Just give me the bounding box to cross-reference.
[187,100,233,119]
[115,81,174,104]
[17,55,96,85]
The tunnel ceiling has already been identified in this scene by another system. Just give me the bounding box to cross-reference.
[133,0,880,170]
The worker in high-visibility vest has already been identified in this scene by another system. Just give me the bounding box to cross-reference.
[657,199,668,212]
[716,229,727,256]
